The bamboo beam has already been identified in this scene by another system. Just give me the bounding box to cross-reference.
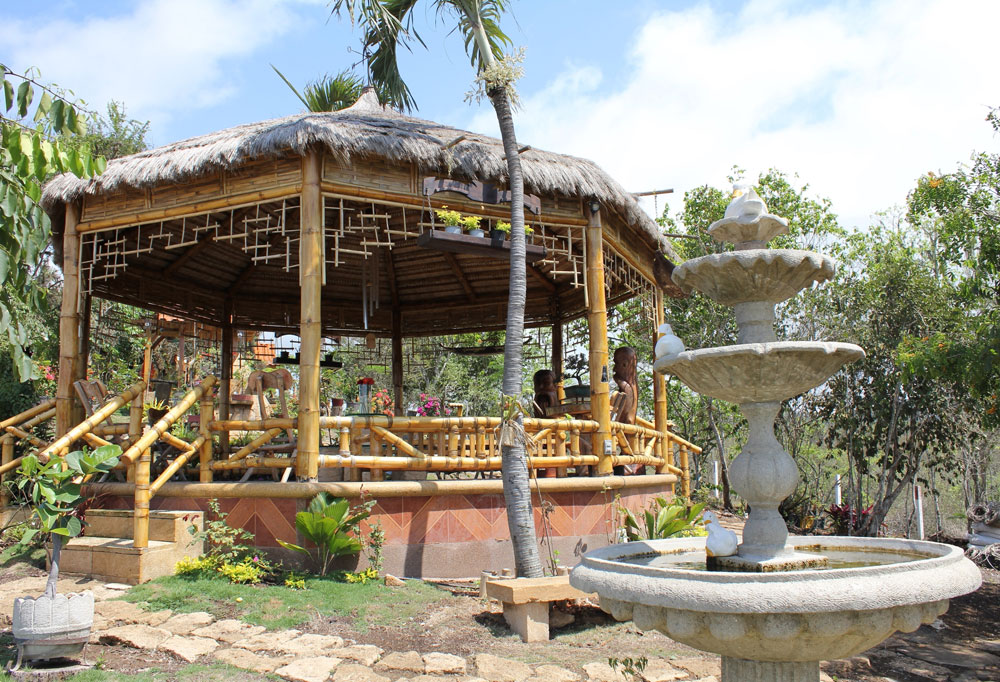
[56,202,82,437]
[211,453,598,471]
[85,473,677,500]
[199,390,214,483]
[77,185,302,233]
[74,294,91,426]
[38,380,146,461]
[96,424,130,436]
[0,399,56,431]
[119,377,217,466]
[210,418,296,431]
[164,235,215,276]
[0,453,25,477]
[369,425,422,458]
[298,150,323,481]
[585,206,613,474]
[528,264,557,293]
[19,408,56,432]
[150,435,207,495]
[81,432,112,449]
[443,253,476,303]
[228,428,283,462]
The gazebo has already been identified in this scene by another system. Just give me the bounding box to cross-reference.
[11,90,700,578]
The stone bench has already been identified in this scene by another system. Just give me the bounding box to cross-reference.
[483,575,595,642]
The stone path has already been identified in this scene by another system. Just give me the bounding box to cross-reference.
[3,575,998,682]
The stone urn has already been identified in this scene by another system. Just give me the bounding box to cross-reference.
[11,591,94,670]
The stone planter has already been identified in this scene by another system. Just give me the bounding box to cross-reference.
[12,591,94,669]
[468,228,486,238]
[444,225,462,234]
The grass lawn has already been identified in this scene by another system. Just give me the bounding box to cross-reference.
[123,574,451,631]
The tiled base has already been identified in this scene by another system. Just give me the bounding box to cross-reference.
[97,480,672,578]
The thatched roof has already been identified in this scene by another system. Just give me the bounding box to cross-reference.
[42,89,673,258]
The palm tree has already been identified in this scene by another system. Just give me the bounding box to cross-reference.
[329,0,543,577]
[272,66,367,112]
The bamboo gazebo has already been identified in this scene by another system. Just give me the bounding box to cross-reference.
[10,89,700,578]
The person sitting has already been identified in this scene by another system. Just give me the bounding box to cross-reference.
[532,369,559,418]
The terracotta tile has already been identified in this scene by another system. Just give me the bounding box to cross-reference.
[420,512,451,544]
[452,505,496,541]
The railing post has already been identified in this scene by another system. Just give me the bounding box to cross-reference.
[585,206,613,474]
[134,445,151,548]
[679,444,691,499]
[199,390,214,483]
[1,434,13,508]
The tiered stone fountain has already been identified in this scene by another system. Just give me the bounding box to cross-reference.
[571,189,981,682]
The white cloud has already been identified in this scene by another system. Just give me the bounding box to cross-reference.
[472,0,1000,230]
[1,0,319,134]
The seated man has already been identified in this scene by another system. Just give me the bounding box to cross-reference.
[532,369,559,418]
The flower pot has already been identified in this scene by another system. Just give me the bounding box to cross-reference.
[468,228,486,238]
[444,225,462,234]
[12,592,93,669]
[564,384,590,399]
[147,408,168,425]
[490,229,506,248]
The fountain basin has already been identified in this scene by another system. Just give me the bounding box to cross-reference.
[671,249,836,305]
[571,536,981,662]
[653,341,864,403]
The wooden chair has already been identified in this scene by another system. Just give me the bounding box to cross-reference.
[73,380,131,443]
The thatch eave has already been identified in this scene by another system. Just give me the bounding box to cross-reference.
[42,90,676,261]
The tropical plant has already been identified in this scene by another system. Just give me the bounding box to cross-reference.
[459,214,481,231]
[277,493,373,576]
[8,445,121,598]
[434,206,463,227]
[1,65,105,380]
[329,0,544,578]
[618,497,706,542]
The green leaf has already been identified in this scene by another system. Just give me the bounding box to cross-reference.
[275,539,309,555]
[0,249,8,284]
[64,515,83,537]
[50,98,65,134]
[33,91,52,123]
[16,80,31,118]
[3,78,12,111]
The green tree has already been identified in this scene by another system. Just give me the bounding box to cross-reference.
[329,0,542,577]
[1,65,103,381]
[272,66,367,112]
[900,108,1000,425]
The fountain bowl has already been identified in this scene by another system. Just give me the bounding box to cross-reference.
[571,535,981,663]
[653,341,864,403]
[671,249,836,305]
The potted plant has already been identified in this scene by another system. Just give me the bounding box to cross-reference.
[8,445,122,670]
[491,220,534,247]
[563,352,590,399]
[461,214,485,238]
[144,398,168,426]
[435,206,463,234]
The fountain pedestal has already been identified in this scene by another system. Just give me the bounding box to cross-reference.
[573,188,982,682]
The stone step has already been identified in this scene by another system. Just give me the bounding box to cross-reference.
[57,510,205,585]
[83,508,203,544]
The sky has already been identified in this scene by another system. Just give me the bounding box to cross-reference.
[3,0,998,231]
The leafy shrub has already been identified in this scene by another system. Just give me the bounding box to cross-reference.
[826,503,873,535]
[618,496,706,541]
[189,498,256,564]
[278,493,373,576]
[218,557,269,584]
[343,566,379,584]
[174,555,219,578]
[284,573,307,590]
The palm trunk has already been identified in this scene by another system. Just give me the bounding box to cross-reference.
[45,534,61,599]
[490,85,543,578]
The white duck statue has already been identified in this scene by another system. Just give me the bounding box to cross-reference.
[703,510,738,558]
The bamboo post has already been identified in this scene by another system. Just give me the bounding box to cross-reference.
[679,444,691,499]
[219,306,233,456]
[296,151,323,481]
[56,202,82,437]
[1,435,13,508]
[134,444,151,548]
[552,317,564,386]
[392,307,404,416]
[652,289,671,473]
[199,389,214,482]
[73,294,91,426]
[585,205,613,474]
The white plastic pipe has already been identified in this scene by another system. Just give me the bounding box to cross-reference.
[712,460,720,498]
[834,474,842,505]
[914,485,925,540]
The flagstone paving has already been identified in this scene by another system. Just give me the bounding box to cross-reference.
[3,573,1000,681]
